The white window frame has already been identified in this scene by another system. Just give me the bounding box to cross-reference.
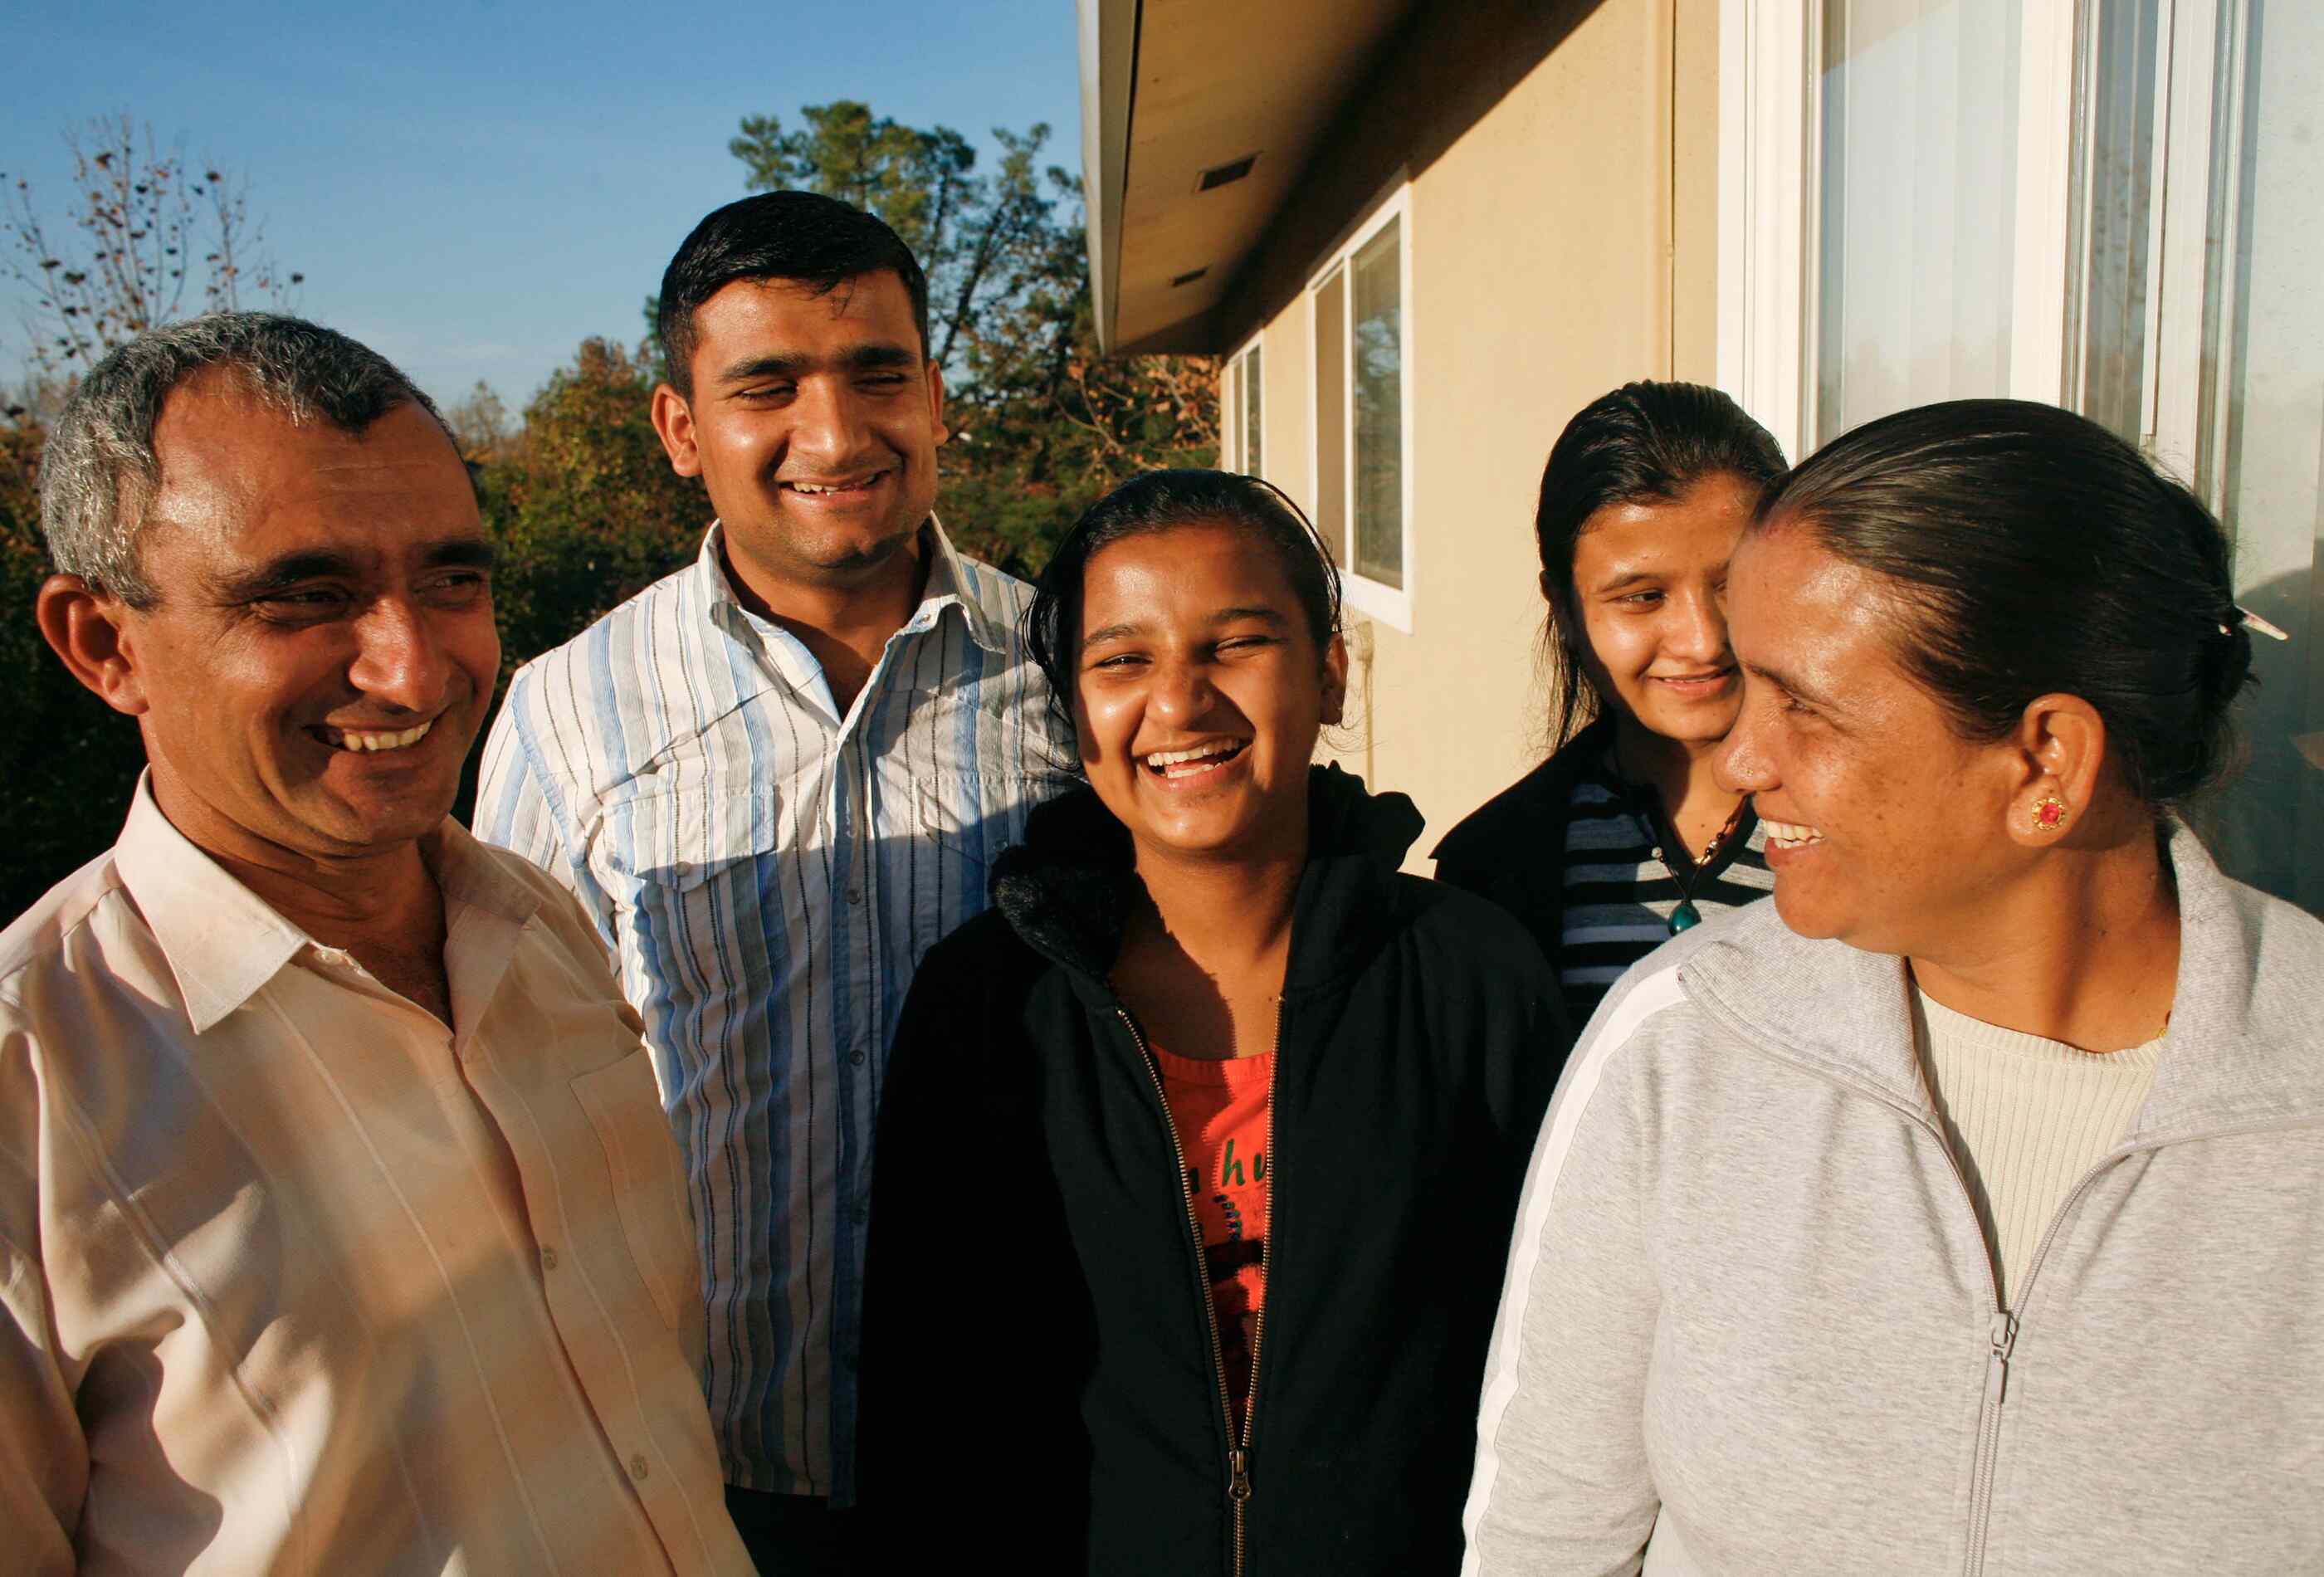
[1721,0,2314,914]
[1305,181,1416,632]
[1226,329,1264,477]
[2136,0,2238,492]
[1721,0,2245,499]
[1716,0,2081,461]
[1221,354,1239,472]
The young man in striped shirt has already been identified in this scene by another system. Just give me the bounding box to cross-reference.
[476,193,1070,1573]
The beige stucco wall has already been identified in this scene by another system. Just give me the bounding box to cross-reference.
[1221,0,1721,862]
[1257,290,1312,513]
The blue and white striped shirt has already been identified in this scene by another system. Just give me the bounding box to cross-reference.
[476,520,1073,1501]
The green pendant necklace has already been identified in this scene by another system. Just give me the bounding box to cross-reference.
[1651,794,1747,936]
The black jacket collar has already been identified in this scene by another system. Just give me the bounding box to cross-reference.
[1428,715,1617,869]
[990,764,1425,998]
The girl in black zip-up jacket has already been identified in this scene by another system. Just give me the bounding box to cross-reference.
[857,471,1567,1575]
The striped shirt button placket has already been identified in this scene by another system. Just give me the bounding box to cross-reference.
[475,518,1072,1504]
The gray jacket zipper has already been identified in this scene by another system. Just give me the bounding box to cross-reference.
[1962,1306,2017,1577]
[1694,984,2324,1573]
[1691,993,2092,1577]
[1832,1089,2169,1577]
[1960,1145,2156,1576]
[1909,1118,2011,1577]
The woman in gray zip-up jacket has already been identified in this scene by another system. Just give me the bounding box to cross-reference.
[1465,400,2324,1576]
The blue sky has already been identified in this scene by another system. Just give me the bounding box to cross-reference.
[5,0,1084,408]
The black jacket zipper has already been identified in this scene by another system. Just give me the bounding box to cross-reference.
[1115,998,1282,1577]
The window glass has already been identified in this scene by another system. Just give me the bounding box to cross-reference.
[2193,0,2324,911]
[2068,0,2167,442]
[1315,266,1348,554]
[1351,216,1403,587]
[1817,0,2024,442]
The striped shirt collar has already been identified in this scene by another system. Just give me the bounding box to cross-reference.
[115,771,544,1034]
[694,512,1010,674]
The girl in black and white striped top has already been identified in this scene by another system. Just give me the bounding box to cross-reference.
[1552,749,1774,1023]
[1434,382,1786,1032]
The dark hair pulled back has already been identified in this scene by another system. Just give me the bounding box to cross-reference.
[1757,398,2254,808]
[1025,469,1342,742]
[1536,381,1787,745]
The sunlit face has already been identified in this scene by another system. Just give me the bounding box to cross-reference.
[117,378,499,865]
[1715,520,2020,954]
[657,271,946,591]
[1567,471,1758,745]
[1074,523,1347,865]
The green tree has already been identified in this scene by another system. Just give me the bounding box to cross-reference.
[0,403,152,919]
[486,338,705,673]
[449,338,708,823]
[722,102,1217,572]
[729,107,1058,423]
[730,105,979,284]
[443,378,511,463]
[0,117,305,918]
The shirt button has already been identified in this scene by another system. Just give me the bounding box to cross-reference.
[629,1453,650,1482]
[540,1246,559,1271]
[846,886,863,905]
[849,1048,867,1067]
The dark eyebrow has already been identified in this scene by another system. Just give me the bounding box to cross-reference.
[1080,606,1289,651]
[212,538,497,603]
[1745,658,1837,710]
[212,549,362,602]
[716,344,920,386]
[1212,606,1290,627]
[1079,618,1145,648]
[718,353,808,385]
[1591,569,1663,595]
[844,344,919,371]
[422,538,500,572]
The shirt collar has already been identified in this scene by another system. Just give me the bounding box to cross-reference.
[915,515,1010,656]
[1675,818,2324,1138]
[424,818,549,1042]
[112,772,543,1036]
[114,774,314,1034]
[691,513,1010,659]
[424,816,547,930]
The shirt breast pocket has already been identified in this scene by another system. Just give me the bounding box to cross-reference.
[906,769,1073,930]
[570,1052,700,1341]
[593,789,781,1015]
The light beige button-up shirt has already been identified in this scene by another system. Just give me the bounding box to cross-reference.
[0,779,752,1576]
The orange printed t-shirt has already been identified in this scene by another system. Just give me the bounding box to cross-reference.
[1152,1045,1273,1427]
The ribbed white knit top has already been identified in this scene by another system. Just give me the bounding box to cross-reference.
[1912,990,2165,1307]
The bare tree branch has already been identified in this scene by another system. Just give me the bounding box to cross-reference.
[2,113,303,377]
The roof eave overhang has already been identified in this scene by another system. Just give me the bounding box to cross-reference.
[1079,0,1417,358]
[1077,0,1138,355]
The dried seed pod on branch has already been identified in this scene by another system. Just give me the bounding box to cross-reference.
[2,112,305,376]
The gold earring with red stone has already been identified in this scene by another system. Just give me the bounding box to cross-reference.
[2031,793,2068,833]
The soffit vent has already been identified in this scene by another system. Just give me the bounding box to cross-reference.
[1196,153,1260,193]
[1169,267,1210,287]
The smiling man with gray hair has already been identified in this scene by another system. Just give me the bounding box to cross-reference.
[1,312,750,1575]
